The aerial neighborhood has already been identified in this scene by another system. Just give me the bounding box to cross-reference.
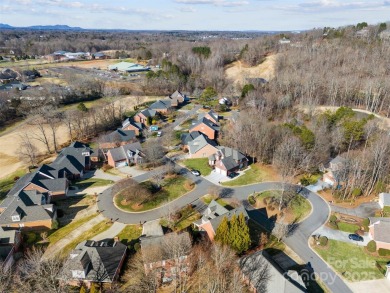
[1,21,390,293]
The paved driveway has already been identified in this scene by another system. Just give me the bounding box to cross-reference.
[203,170,226,184]
[331,202,380,218]
[347,278,390,293]
[315,226,370,246]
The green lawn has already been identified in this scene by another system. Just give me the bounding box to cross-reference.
[183,158,212,176]
[337,222,360,233]
[289,195,312,221]
[115,175,194,212]
[116,225,142,246]
[0,169,27,202]
[383,206,390,216]
[59,220,113,259]
[314,239,390,281]
[73,178,114,189]
[222,164,273,187]
[48,213,98,245]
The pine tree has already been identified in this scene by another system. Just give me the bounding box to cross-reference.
[228,214,239,251]
[236,212,251,253]
[215,216,229,245]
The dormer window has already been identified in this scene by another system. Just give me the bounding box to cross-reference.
[12,215,20,222]
[82,151,90,156]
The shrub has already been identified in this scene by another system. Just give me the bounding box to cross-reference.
[329,221,338,230]
[13,176,20,182]
[352,188,362,197]
[378,248,390,256]
[134,242,141,252]
[248,195,256,205]
[329,214,338,223]
[300,174,317,186]
[51,220,59,230]
[366,240,377,253]
[319,236,328,246]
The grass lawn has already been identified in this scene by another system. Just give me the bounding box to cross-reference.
[0,169,26,203]
[59,220,113,259]
[48,213,98,245]
[337,222,360,233]
[313,239,390,281]
[116,225,142,246]
[175,212,201,231]
[183,158,212,176]
[115,175,194,212]
[221,164,273,187]
[201,195,231,208]
[73,178,114,189]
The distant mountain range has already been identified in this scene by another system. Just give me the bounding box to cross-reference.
[0,23,84,30]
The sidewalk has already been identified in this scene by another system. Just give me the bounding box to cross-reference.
[92,222,126,241]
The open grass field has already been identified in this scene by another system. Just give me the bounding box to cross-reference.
[58,220,113,259]
[222,164,276,187]
[182,158,212,176]
[314,239,390,281]
[115,175,194,212]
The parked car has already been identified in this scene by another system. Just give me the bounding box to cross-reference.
[227,172,238,179]
[157,131,162,137]
[191,169,200,176]
[348,234,364,242]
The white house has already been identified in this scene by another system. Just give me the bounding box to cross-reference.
[379,193,390,209]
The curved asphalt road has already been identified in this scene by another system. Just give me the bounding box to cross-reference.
[98,171,352,293]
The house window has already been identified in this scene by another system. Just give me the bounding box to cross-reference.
[11,215,20,222]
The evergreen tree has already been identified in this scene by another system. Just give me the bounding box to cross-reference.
[228,214,239,251]
[237,213,251,253]
[215,216,229,245]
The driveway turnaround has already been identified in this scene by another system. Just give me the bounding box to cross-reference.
[330,202,380,218]
[97,175,353,293]
[314,226,370,246]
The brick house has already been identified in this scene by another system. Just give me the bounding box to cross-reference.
[198,110,219,124]
[193,200,249,241]
[186,134,218,159]
[99,129,136,149]
[208,146,248,176]
[0,227,22,270]
[0,190,56,231]
[140,220,192,284]
[106,142,145,168]
[149,100,172,114]
[134,109,157,126]
[189,117,220,140]
[368,217,390,250]
[168,90,187,107]
[121,118,143,136]
[60,239,127,289]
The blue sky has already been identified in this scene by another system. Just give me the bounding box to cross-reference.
[1,0,390,31]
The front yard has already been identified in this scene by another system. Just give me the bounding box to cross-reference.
[249,190,312,223]
[114,175,194,212]
[313,239,390,281]
[73,178,114,189]
[221,164,276,187]
[183,158,212,176]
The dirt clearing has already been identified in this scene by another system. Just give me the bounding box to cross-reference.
[225,54,279,86]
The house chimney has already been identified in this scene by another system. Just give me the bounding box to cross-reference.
[114,236,119,243]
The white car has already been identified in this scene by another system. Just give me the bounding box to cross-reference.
[191,169,200,176]
[157,131,162,137]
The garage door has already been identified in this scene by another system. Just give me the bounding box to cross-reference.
[115,161,127,168]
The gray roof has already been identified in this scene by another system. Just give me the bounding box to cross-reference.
[209,205,249,232]
[329,155,346,166]
[188,134,217,154]
[139,108,157,118]
[62,239,127,283]
[379,193,390,207]
[239,250,307,293]
[190,117,220,133]
[209,146,247,171]
[142,219,164,237]
[194,200,229,226]
[217,146,246,161]
[149,99,172,110]
[108,142,144,162]
[122,118,143,130]
[181,131,202,145]
[198,110,219,122]
[0,192,54,225]
[369,219,390,243]
[101,129,136,144]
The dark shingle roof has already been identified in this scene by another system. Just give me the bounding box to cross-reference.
[102,129,136,144]
[122,118,143,130]
[62,239,127,283]
[188,135,217,154]
[149,100,171,110]
[108,142,144,162]
[208,205,249,232]
[190,117,220,132]
[181,131,202,145]
[139,108,157,118]
[239,250,307,293]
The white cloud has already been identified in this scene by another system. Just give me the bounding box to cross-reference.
[175,0,249,7]
[278,0,390,12]
[179,6,197,12]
